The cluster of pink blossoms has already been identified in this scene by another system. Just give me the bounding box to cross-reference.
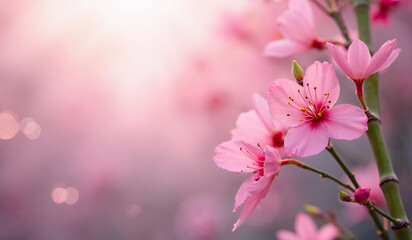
[214,0,401,234]
[214,60,368,231]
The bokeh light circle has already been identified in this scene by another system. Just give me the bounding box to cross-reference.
[0,111,20,140]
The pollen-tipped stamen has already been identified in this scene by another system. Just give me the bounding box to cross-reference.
[239,147,257,161]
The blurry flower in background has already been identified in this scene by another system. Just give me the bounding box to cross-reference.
[277,213,339,240]
[217,0,285,48]
[264,0,323,57]
[372,0,401,25]
[124,204,142,219]
[174,194,225,240]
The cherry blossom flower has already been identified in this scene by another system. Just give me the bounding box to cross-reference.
[277,213,339,240]
[372,0,400,25]
[213,140,281,231]
[231,93,289,155]
[268,61,368,157]
[174,194,224,240]
[327,39,400,96]
[264,0,325,57]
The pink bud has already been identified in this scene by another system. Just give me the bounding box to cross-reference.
[354,187,371,203]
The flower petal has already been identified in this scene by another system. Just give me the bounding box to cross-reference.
[375,48,401,73]
[264,146,281,177]
[284,121,329,157]
[278,10,315,46]
[264,39,308,58]
[327,42,354,78]
[248,175,274,196]
[233,174,257,212]
[289,0,314,27]
[214,141,261,173]
[252,93,275,132]
[303,61,340,107]
[231,109,273,147]
[347,39,371,79]
[268,79,306,127]
[295,213,317,237]
[277,230,299,240]
[367,39,397,76]
[232,188,267,231]
[317,223,339,240]
[325,104,368,140]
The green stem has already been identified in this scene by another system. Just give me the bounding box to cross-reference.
[311,0,351,46]
[311,0,330,15]
[327,145,390,240]
[368,210,390,240]
[326,146,359,188]
[281,159,354,192]
[368,202,401,225]
[355,0,411,238]
[366,122,411,239]
[330,11,351,46]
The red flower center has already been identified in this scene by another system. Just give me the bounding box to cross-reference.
[286,83,332,124]
[272,131,284,148]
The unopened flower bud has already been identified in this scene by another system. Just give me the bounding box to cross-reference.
[339,191,352,202]
[292,60,304,83]
[304,204,322,217]
[354,187,371,203]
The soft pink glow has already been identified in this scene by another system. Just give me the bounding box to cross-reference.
[51,187,68,204]
[20,118,41,140]
[174,194,224,240]
[125,204,142,219]
[51,186,79,205]
[0,111,20,140]
[64,187,79,205]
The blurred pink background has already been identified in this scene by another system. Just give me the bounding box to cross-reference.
[0,0,411,239]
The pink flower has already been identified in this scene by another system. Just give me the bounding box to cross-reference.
[231,93,289,155]
[213,140,281,231]
[268,61,368,157]
[264,0,324,57]
[327,39,400,95]
[277,213,339,240]
[372,0,400,25]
